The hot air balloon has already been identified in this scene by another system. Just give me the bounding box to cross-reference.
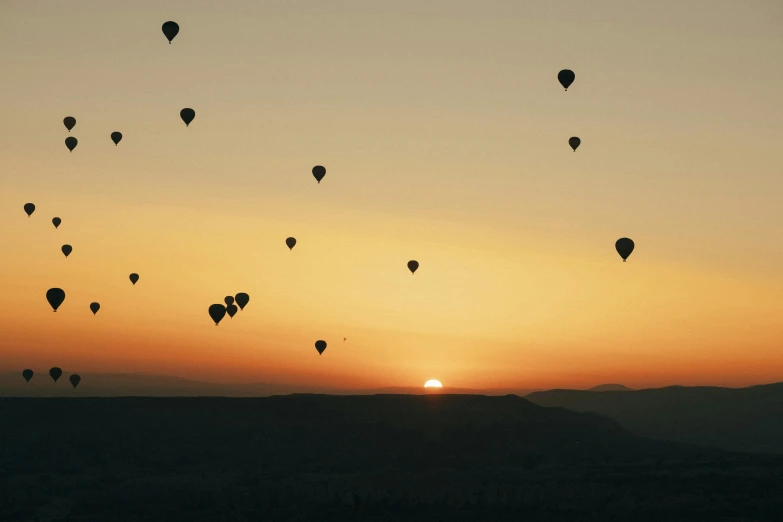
[63,116,76,132]
[209,304,227,325]
[235,292,249,310]
[22,369,33,383]
[46,288,66,312]
[61,244,72,258]
[129,273,139,285]
[49,367,62,382]
[569,137,581,151]
[89,302,100,315]
[286,237,296,250]
[65,137,78,152]
[407,260,419,274]
[162,21,179,44]
[111,132,122,146]
[224,296,235,306]
[69,374,81,389]
[226,304,238,318]
[180,108,195,127]
[558,69,575,90]
[52,217,61,228]
[24,203,35,217]
[312,165,326,183]
[615,238,635,262]
[315,340,327,355]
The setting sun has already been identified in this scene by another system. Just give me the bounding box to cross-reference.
[424,379,443,388]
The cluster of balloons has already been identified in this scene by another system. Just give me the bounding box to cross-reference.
[557,70,581,152]
[22,367,81,388]
[208,293,250,325]
[44,273,139,313]
[62,116,123,150]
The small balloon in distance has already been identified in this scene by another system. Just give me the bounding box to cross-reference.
[162,21,179,44]
[22,369,34,383]
[286,237,296,250]
[52,217,61,228]
[63,116,76,132]
[24,203,35,217]
[235,292,249,310]
[208,304,227,325]
[49,367,63,382]
[558,69,575,90]
[61,244,72,258]
[180,108,195,127]
[315,340,327,355]
[65,137,78,152]
[615,238,635,262]
[89,302,100,315]
[407,260,419,274]
[46,288,66,312]
[129,273,139,285]
[111,132,123,146]
[312,165,326,183]
[569,137,581,151]
[69,374,81,389]
[224,296,234,306]
[226,304,238,318]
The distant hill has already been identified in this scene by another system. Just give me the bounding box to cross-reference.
[588,383,632,392]
[0,372,536,397]
[2,395,783,521]
[526,382,783,454]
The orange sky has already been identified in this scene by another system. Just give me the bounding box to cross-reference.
[1,1,782,391]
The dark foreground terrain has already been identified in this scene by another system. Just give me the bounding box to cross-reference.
[2,395,783,521]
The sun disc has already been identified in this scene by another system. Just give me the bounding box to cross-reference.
[424,379,443,388]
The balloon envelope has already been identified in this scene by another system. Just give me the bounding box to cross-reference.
[312,165,326,183]
[315,340,327,355]
[226,304,238,318]
[65,137,77,152]
[407,260,419,274]
[46,288,66,312]
[129,273,139,285]
[286,237,296,250]
[180,108,195,126]
[89,302,100,315]
[209,304,227,325]
[69,374,81,388]
[24,203,35,217]
[63,116,76,132]
[224,296,234,306]
[49,367,63,382]
[22,369,33,383]
[235,292,249,310]
[569,137,581,151]
[615,238,635,261]
[52,217,61,228]
[162,21,179,43]
[61,244,72,258]
[111,132,122,145]
[558,69,575,90]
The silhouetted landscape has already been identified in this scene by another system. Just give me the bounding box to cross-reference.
[526,382,783,454]
[3,394,783,521]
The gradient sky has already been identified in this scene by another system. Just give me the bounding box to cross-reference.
[1,0,782,390]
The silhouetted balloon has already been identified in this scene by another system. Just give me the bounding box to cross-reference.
[63,116,76,132]
[558,69,575,90]
[180,108,195,127]
[49,367,62,383]
[24,203,35,217]
[407,260,419,274]
[111,132,122,145]
[89,302,100,315]
[22,369,33,383]
[52,217,61,228]
[312,165,326,183]
[315,340,327,355]
[615,238,635,262]
[226,304,238,318]
[46,288,65,312]
[69,374,81,388]
[224,296,234,306]
[569,137,581,151]
[209,304,227,325]
[235,292,249,310]
[129,273,139,285]
[61,244,72,258]
[162,21,179,44]
[286,237,296,250]
[65,136,77,152]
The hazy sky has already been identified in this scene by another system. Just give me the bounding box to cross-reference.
[1,0,782,390]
